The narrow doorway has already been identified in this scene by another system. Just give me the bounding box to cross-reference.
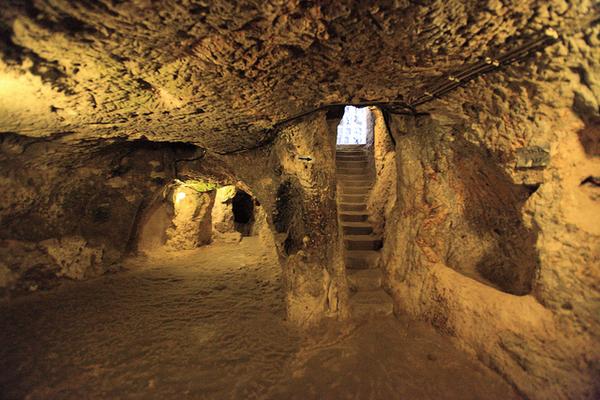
[335,106,393,318]
[232,190,255,236]
[336,106,373,145]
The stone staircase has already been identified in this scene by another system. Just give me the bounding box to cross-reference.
[336,145,394,319]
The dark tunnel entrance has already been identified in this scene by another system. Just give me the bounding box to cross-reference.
[232,190,254,235]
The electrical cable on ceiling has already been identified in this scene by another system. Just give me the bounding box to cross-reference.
[219,26,567,154]
[270,27,560,131]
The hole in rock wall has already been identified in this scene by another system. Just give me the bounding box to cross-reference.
[274,181,294,234]
[273,180,303,255]
[136,181,267,254]
[212,186,263,242]
[580,176,600,204]
[232,190,254,236]
[447,142,540,295]
[136,180,216,252]
[581,176,600,187]
[336,106,373,145]
[577,123,600,156]
[572,90,600,157]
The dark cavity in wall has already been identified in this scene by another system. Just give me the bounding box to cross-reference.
[273,180,303,255]
[572,90,600,157]
[232,190,254,236]
[451,139,540,295]
[274,181,293,234]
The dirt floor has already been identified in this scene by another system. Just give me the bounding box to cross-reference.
[0,237,519,399]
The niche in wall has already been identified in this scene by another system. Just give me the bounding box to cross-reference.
[445,141,540,295]
[232,190,254,236]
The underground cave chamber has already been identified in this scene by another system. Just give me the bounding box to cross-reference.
[0,1,599,399]
[136,180,263,254]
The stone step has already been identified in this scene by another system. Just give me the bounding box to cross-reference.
[340,186,371,195]
[336,158,367,164]
[338,175,372,182]
[345,250,380,269]
[340,194,367,203]
[347,269,383,292]
[337,167,368,175]
[336,145,366,150]
[336,149,365,156]
[336,153,367,160]
[344,234,383,251]
[341,221,373,235]
[339,202,367,212]
[350,290,394,319]
[338,177,373,185]
[339,211,369,223]
[339,180,372,188]
[336,160,368,168]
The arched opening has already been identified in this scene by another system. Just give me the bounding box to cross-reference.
[232,190,254,235]
[136,181,264,253]
[136,180,216,253]
[336,106,373,145]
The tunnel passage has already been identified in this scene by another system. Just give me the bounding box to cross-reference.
[232,190,255,236]
[136,181,216,253]
[136,182,269,251]
[0,0,597,398]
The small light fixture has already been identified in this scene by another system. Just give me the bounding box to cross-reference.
[175,190,186,203]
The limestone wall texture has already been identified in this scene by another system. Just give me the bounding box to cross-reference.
[0,0,597,391]
[0,112,348,328]
[366,108,397,237]
[1,0,595,153]
[165,188,215,250]
[269,113,349,326]
[375,22,599,399]
[177,113,350,326]
[0,136,198,294]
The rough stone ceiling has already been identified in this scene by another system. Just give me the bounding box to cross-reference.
[0,0,593,152]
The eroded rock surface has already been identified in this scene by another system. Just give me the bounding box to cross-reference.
[0,1,595,152]
[0,136,197,294]
[0,1,598,399]
[370,25,600,397]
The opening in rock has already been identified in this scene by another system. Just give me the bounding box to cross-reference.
[336,106,373,145]
[136,180,216,253]
[232,190,254,235]
[273,180,303,255]
[445,140,539,295]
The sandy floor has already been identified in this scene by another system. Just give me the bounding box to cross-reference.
[0,237,519,399]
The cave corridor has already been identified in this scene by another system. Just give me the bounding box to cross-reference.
[0,1,599,399]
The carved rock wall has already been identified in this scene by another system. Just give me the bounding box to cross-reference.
[374,25,599,398]
[0,1,594,152]
[269,113,349,326]
[0,136,197,294]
